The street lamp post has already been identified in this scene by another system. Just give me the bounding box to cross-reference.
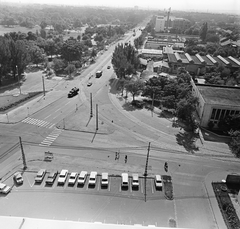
[16,65,21,94]
[6,113,9,123]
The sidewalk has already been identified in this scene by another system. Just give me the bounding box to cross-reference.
[0,90,66,123]
[204,171,240,229]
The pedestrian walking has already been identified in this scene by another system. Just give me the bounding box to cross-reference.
[117,151,120,160]
[125,155,127,163]
[115,152,118,160]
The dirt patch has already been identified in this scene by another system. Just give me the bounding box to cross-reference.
[0,92,43,113]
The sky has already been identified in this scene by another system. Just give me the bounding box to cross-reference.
[3,0,240,14]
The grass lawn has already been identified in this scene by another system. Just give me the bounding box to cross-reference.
[0,92,42,112]
[0,25,41,36]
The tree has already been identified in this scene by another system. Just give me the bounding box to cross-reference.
[229,130,240,158]
[200,22,208,42]
[53,58,66,74]
[91,49,97,58]
[176,94,199,131]
[65,63,76,77]
[40,21,47,29]
[124,79,145,101]
[28,45,45,66]
[0,36,11,86]
[61,39,83,62]
[40,29,47,39]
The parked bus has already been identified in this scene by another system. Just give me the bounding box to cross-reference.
[96,70,103,78]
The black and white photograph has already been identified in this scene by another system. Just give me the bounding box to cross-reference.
[0,0,239,228]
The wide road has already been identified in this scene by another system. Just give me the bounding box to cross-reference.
[0,18,238,229]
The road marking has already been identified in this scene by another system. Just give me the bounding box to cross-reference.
[22,117,54,129]
[44,114,52,119]
[65,101,71,106]
[140,179,143,193]
[54,108,61,113]
[49,124,55,129]
[46,137,56,140]
[151,179,154,194]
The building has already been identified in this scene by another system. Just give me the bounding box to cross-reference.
[167,52,240,75]
[138,49,163,58]
[155,16,165,32]
[192,82,240,128]
[145,36,185,50]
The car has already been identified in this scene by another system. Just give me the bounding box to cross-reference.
[68,172,78,185]
[121,173,129,188]
[107,66,111,69]
[13,172,23,185]
[155,175,163,189]
[0,183,11,194]
[132,173,139,188]
[35,169,46,183]
[88,171,97,186]
[78,171,88,185]
[101,172,108,187]
[87,82,92,87]
[45,171,58,185]
[68,87,79,98]
[58,170,68,185]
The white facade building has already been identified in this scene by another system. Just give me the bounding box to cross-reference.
[155,16,165,32]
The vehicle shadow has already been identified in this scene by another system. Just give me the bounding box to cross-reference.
[175,131,199,153]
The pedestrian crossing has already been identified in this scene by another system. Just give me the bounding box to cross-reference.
[22,117,55,128]
[39,128,63,147]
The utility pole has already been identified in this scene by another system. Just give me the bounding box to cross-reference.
[144,142,151,202]
[90,93,93,118]
[151,92,155,117]
[42,75,45,96]
[96,104,98,131]
[19,137,27,170]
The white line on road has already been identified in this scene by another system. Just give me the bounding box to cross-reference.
[54,107,61,113]
[44,114,52,119]
[151,179,154,194]
[46,137,56,140]
[65,101,71,106]
[49,124,55,129]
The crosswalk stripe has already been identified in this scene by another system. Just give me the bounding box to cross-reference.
[49,124,55,129]
[36,120,47,126]
[22,117,54,129]
[27,118,36,124]
[22,117,30,122]
[46,137,56,140]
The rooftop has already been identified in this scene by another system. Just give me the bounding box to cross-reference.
[196,84,240,106]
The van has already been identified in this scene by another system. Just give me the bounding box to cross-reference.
[35,169,46,183]
[121,173,129,188]
[101,172,108,187]
[89,171,97,186]
[78,171,88,185]
[155,175,162,189]
[132,173,139,188]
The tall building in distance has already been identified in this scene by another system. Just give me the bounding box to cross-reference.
[155,16,165,32]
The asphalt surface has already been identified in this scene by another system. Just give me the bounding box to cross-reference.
[0,20,239,229]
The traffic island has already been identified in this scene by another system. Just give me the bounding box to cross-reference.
[0,92,43,113]
[56,103,115,134]
[212,182,240,229]
[162,175,173,200]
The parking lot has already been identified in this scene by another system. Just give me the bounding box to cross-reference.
[9,171,165,201]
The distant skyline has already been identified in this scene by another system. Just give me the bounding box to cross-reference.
[2,0,240,14]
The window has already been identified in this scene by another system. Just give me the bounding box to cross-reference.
[225,110,230,117]
[220,109,226,120]
[230,110,235,115]
[215,109,221,120]
[211,109,216,119]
